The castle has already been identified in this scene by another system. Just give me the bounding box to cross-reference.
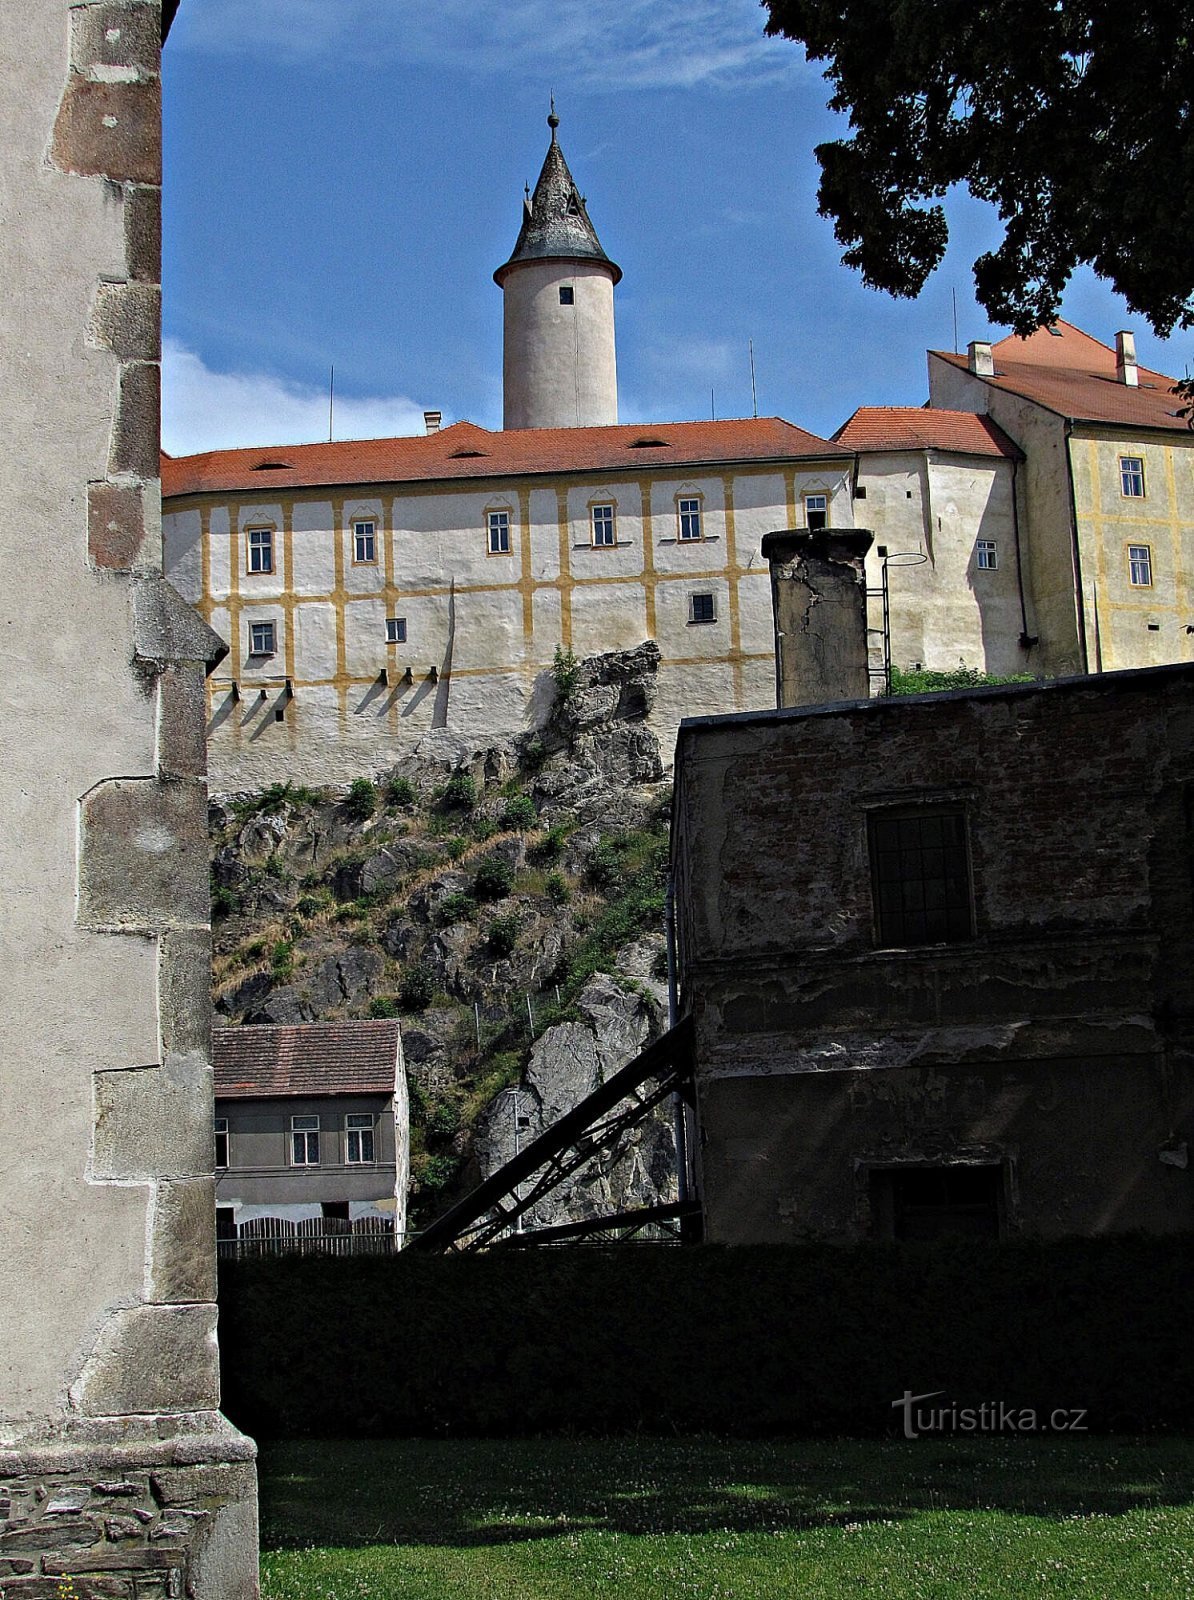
[163,112,1194,791]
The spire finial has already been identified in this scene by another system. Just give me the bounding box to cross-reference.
[548,93,559,139]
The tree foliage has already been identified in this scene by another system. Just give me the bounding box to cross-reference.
[763,0,1194,336]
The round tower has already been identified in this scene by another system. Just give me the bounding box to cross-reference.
[494,107,621,431]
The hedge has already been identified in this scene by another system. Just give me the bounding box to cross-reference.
[218,1236,1194,1439]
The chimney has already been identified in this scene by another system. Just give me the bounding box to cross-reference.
[967,340,995,377]
[424,410,442,435]
[760,528,874,709]
[1116,331,1139,387]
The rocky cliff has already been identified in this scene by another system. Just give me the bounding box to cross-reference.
[210,643,677,1234]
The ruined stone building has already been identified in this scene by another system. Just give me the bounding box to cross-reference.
[672,660,1194,1243]
[161,114,1194,791]
[0,1,257,1592]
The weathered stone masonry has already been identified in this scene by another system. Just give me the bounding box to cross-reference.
[0,3,257,1594]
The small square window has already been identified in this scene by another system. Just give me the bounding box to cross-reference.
[559,286,575,305]
[869,809,973,946]
[353,520,377,563]
[487,510,511,554]
[1120,457,1145,497]
[678,498,702,541]
[1129,543,1153,586]
[689,592,716,624]
[248,620,276,657]
[976,539,998,570]
[804,493,828,531]
[214,1117,228,1169]
[386,617,407,644]
[346,1112,375,1165]
[291,1114,320,1166]
[247,527,273,574]
[591,504,615,546]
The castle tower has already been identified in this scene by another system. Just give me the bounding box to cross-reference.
[495,106,621,430]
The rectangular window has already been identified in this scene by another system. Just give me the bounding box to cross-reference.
[870,1164,1003,1241]
[248,620,276,657]
[1129,543,1153,586]
[678,498,702,541]
[247,527,273,574]
[689,592,717,624]
[346,1112,375,1165]
[1120,456,1145,497]
[591,504,615,546]
[291,1114,320,1166]
[869,808,973,946]
[487,510,511,554]
[804,493,828,531]
[385,617,407,644]
[559,285,574,305]
[214,1117,229,1169]
[353,520,377,563]
[976,539,998,570]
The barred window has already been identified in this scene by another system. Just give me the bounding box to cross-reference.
[869,809,973,946]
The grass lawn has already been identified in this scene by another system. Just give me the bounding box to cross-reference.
[257,1435,1194,1598]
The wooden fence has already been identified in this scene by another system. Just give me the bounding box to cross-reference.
[217,1213,395,1260]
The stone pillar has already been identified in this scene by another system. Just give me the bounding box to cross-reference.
[0,3,258,1593]
[761,530,874,709]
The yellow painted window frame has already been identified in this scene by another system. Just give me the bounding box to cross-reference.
[1127,541,1153,587]
[244,524,276,575]
[351,518,378,565]
[485,505,514,557]
[803,490,830,530]
[589,497,617,548]
[1119,456,1146,499]
[676,493,704,542]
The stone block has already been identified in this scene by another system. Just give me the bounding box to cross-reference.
[92,1060,212,1182]
[72,1305,219,1416]
[125,186,162,283]
[156,663,207,778]
[133,579,226,670]
[89,482,147,572]
[158,931,212,1058]
[89,283,160,363]
[51,76,161,185]
[148,1179,216,1304]
[72,2,162,79]
[110,362,161,480]
[185,1469,260,1600]
[78,776,209,932]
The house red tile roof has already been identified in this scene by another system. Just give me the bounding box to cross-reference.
[931,321,1190,432]
[213,1019,401,1099]
[833,406,1022,459]
[161,417,850,499]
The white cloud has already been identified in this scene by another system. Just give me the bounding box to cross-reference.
[161,340,434,454]
[170,0,798,90]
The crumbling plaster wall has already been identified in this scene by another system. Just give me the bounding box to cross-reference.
[0,3,257,1592]
[673,668,1194,1242]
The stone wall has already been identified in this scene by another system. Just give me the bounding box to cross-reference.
[673,666,1194,1243]
[0,2,257,1592]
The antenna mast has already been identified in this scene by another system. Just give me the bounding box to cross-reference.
[749,339,758,418]
[328,365,335,443]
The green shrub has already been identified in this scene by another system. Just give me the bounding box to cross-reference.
[211,884,238,919]
[551,644,581,702]
[584,841,619,889]
[544,871,570,906]
[470,816,498,843]
[426,1100,461,1139]
[368,996,401,1020]
[474,854,514,901]
[888,663,1037,696]
[520,734,547,772]
[344,778,378,820]
[435,892,477,927]
[398,966,435,1012]
[384,775,416,808]
[418,1152,460,1192]
[531,823,569,864]
[484,912,520,957]
[440,773,477,811]
[295,890,332,919]
[271,939,295,982]
[501,794,537,831]
[444,836,468,862]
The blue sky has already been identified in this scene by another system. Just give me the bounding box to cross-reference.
[162,0,1191,455]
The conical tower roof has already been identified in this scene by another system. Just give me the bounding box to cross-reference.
[494,108,621,286]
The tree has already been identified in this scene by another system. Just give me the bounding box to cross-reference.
[763,0,1194,338]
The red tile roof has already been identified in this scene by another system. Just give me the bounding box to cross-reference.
[213,1020,401,1099]
[931,321,1190,432]
[833,406,1021,459]
[161,417,850,499]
